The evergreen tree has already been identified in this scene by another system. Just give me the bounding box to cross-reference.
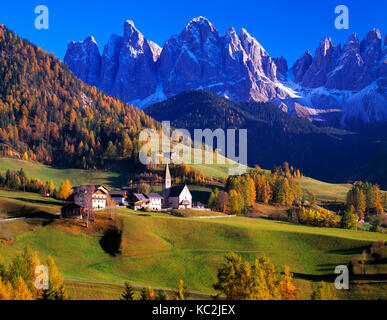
[353,188,366,214]
[341,205,357,230]
[121,282,135,301]
[311,282,338,300]
[156,290,170,300]
[7,246,40,291]
[208,189,218,210]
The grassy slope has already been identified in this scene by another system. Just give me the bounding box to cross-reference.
[0,158,127,189]
[0,159,386,299]
[0,190,63,217]
[0,193,386,299]
[0,157,356,203]
[299,177,352,202]
[0,157,234,189]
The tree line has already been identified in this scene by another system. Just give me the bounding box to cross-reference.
[208,163,302,215]
[0,168,55,195]
[346,181,386,217]
[0,168,75,202]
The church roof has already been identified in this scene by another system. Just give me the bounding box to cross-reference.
[169,185,188,198]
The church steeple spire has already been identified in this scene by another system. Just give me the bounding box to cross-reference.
[165,163,171,184]
[163,164,172,206]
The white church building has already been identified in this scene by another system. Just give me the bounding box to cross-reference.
[163,164,193,209]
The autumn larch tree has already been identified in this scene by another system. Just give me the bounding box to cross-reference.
[57,179,73,200]
[311,282,338,300]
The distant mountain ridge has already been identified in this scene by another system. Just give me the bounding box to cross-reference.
[64,17,387,126]
[145,90,387,187]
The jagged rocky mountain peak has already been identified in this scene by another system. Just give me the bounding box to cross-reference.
[64,19,387,125]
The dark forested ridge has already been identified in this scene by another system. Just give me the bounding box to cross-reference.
[0,25,158,170]
[146,90,387,188]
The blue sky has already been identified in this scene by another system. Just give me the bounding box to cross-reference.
[0,0,386,65]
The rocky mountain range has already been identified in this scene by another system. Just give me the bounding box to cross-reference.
[64,17,387,126]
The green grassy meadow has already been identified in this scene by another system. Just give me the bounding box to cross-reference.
[299,177,352,202]
[0,191,386,300]
[0,157,387,300]
[0,157,235,189]
[0,158,128,189]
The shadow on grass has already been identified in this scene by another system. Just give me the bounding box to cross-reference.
[100,227,122,256]
[367,258,387,265]
[316,263,348,272]
[325,245,371,255]
[14,197,62,207]
[294,272,387,283]
[293,272,336,282]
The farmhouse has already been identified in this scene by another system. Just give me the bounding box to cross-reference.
[163,164,192,209]
[73,185,109,209]
[109,190,128,206]
[61,203,84,219]
[128,193,149,211]
[144,193,163,211]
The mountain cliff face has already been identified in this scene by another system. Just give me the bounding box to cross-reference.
[64,36,101,87]
[287,29,387,125]
[65,20,161,103]
[64,17,292,108]
[64,17,386,126]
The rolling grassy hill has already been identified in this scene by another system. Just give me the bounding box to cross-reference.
[299,177,352,202]
[0,157,239,187]
[0,157,356,203]
[0,191,386,300]
[0,158,128,189]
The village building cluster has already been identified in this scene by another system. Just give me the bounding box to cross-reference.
[61,165,195,219]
